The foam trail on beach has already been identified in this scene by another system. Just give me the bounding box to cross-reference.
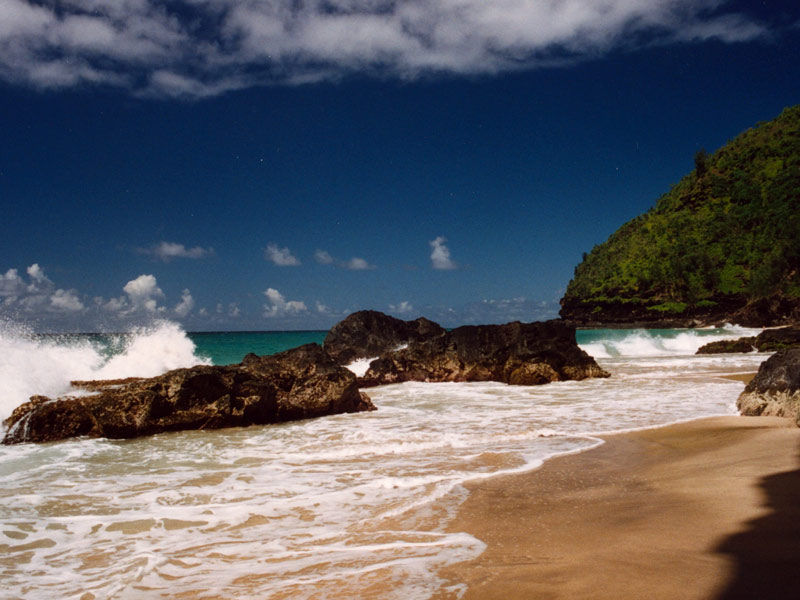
[0,320,209,421]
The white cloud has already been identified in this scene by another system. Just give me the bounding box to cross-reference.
[103,296,127,312]
[174,288,194,317]
[49,288,85,312]
[141,241,213,261]
[0,263,86,316]
[389,301,413,314]
[314,249,335,265]
[265,243,301,266]
[122,274,164,313]
[344,257,375,270]
[26,263,49,284]
[430,236,457,270]
[263,287,308,318]
[0,268,26,298]
[0,1,770,97]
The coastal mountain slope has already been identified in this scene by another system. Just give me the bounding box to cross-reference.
[560,105,800,327]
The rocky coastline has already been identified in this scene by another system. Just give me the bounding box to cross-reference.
[4,312,608,445]
[3,343,374,445]
[737,348,800,425]
[696,326,800,354]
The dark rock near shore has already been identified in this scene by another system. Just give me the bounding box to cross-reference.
[359,319,610,387]
[696,327,800,354]
[737,348,800,425]
[3,344,375,445]
[324,310,446,364]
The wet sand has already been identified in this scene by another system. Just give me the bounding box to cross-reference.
[438,416,800,599]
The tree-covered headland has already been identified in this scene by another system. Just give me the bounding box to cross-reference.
[560,105,800,327]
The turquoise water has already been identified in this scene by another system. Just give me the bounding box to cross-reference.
[189,331,327,365]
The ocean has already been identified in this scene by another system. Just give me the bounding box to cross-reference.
[0,321,767,599]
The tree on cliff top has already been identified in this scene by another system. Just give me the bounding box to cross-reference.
[561,104,800,318]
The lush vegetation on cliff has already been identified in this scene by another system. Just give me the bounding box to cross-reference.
[562,105,800,321]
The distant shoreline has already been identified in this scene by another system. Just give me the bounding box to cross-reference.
[438,415,800,599]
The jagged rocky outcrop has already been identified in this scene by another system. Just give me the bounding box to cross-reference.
[737,348,800,425]
[359,319,610,386]
[3,344,375,445]
[324,310,446,364]
[696,327,800,354]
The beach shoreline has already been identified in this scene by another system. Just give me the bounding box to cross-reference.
[436,415,800,599]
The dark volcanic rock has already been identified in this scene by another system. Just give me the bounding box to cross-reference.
[696,337,758,354]
[696,327,800,354]
[324,310,446,364]
[359,320,610,387]
[737,348,800,425]
[3,344,375,445]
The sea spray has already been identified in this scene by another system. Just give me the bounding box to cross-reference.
[577,324,762,359]
[0,320,210,422]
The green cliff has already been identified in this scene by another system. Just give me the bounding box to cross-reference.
[560,105,800,327]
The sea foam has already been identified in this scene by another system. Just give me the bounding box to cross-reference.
[0,320,210,422]
[577,324,762,359]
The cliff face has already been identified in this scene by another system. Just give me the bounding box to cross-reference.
[560,105,800,327]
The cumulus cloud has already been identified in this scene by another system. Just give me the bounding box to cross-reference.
[102,274,165,315]
[430,236,456,270]
[26,263,49,284]
[0,1,771,98]
[265,243,301,266]
[263,287,308,317]
[389,301,413,314]
[140,241,213,261]
[0,263,85,315]
[122,274,164,312]
[49,288,85,312]
[173,288,194,318]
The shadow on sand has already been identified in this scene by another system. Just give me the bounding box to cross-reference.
[714,448,800,599]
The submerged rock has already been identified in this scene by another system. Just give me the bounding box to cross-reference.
[359,319,610,386]
[737,348,800,425]
[3,344,375,445]
[696,326,800,354]
[323,310,446,364]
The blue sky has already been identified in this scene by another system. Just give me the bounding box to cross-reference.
[1,0,799,332]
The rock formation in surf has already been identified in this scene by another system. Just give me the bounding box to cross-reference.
[3,343,375,445]
[737,348,800,425]
[324,309,446,364]
[358,319,610,386]
[696,327,800,354]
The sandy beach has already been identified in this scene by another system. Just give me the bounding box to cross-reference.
[438,415,800,600]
